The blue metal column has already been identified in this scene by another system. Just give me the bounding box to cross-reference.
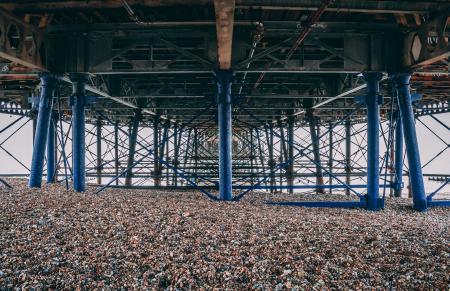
[363,72,383,211]
[46,113,56,183]
[125,109,142,186]
[216,70,233,201]
[70,73,88,192]
[29,74,57,188]
[393,73,427,211]
[394,110,403,197]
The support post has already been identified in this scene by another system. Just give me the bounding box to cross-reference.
[328,123,333,194]
[287,116,294,193]
[268,124,275,193]
[393,72,427,211]
[363,72,383,211]
[125,109,142,186]
[96,119,102,185]
[307,108,325,194]
[70,73,88,192]
[345,119,351,195]
[216,69,233,201]
[114,122,119,186]
[394,110,403,197]
[173,124,179,186]
[46,113,56,183]
[29,74,57,188]
[153,117,160,186]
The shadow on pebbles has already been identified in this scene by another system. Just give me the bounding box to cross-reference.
[0,179,449,290]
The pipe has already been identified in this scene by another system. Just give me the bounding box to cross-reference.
[29,73,57,188]
[393,72,427,211]
[363,72,382,211]
[216,69,233,201]
[70,73,88,192]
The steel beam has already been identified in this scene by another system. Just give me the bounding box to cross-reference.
[216,69,233,201]
[29,74,57,188]
[393,72,427,211]
[70,73,88,192]
[214,0,235,69]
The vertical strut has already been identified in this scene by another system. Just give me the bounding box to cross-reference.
[70,73,88,192]
[287,116,294,193]
[393,72,427,211]
[216,69,233,201]
[153,117,160,186]
[29,74,57,188]
[114,122,119,186]
[394,110,403,197]
[125,109,142,186]
[345,119,351,195]
[328,123,333,194]
[307,108,325,194]
[96,119,102,185]
[363,72,383,211]
[268,124,275,193]
[46,113,57,183]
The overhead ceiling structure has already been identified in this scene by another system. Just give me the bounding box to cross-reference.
[0,0,447,126]
[0,0,449,210]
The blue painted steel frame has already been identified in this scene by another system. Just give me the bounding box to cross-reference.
[393,72,427,211]
[29,73,57,188]
[70,73,88,192]
[216,70,233,201]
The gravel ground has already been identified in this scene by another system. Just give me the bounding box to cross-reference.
[0,179,449,290]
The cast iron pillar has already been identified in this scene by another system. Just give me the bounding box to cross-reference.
[96,119,102,185]
[153,117,160,186]
[114,122,119,186]
[394,110,403,197]
[70,73,88,192]
[393,73,427,211]
[363,72,383,211]
[345,119,351,195]
[125,109,141,186]
[46,113,56,183]
[269,125,275,193]
[29,74,57,188]
[328,123,333,194]
[287,116,294,193]
[307,108,325,194]
[216,70,233,201]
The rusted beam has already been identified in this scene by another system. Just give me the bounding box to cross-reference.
[214,0,235,69]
